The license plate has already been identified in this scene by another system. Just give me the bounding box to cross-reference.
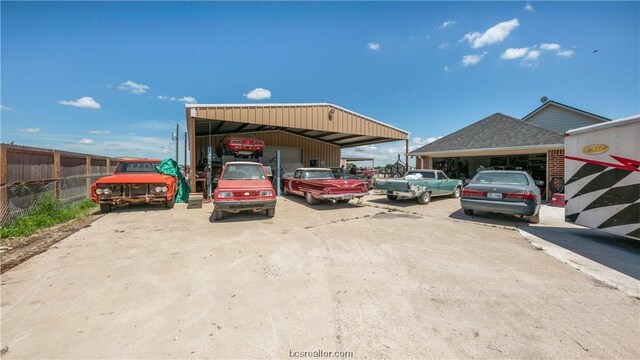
[487,192,503,199]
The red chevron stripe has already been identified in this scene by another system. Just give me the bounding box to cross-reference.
[565,155,640,172]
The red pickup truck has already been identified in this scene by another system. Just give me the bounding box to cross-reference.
[218,135,265,158]
[282,168,369,205]
[212,162,277,220]
[91,159,177,213]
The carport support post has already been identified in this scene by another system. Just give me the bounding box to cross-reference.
[405,139,409,171]
[275,150,281,196]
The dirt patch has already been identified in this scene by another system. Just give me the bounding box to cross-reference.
[0,212,103,274]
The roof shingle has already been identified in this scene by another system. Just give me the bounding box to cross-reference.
[410,113,564,154]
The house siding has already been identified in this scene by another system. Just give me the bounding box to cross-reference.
[524,106,603,134]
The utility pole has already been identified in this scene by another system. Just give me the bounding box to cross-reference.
[184,131,187,167]
[175,123,179,164]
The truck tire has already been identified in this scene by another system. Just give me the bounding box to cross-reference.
[386,195,398,201]
[100,204,113,213]
[213,210,224,221]
[451,186,461,198]
[417,191,431,205]
[305,192,321,205]
[266,208,276,217]
[165,197,175,208]
[463,209,474,216]
[528,212,540,224]
[283,185,290,196]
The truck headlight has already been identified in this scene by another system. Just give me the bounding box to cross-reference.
[95,188,103,195]
[162,186,168,192]
[102,188,112,194]
[259,190,273,196]
[218,192,233,198]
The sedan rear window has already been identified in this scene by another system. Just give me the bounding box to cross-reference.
[221,164,266,180]
[405,171,435,179]
[303,170,334,179]
[472,173,529,185]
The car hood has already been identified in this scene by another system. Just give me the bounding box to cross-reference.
[96,173,175,184]
[217,179,273,189]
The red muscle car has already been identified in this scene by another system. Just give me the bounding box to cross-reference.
[218,135,265,158]
[213,162,276,220]
[91,159,177,213]
[282,168,369,205]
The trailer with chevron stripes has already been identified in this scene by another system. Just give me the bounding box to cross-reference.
[564,115,640,240]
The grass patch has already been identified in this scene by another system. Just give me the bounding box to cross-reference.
[0,197,96,240]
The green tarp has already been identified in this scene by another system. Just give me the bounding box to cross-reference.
[156,158,190,203]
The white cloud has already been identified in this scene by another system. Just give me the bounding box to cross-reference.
[462,52,487,67]
[1,105,12,111]
[524,3,534,12]
[540,43,561,51]
[438,42,450,49]
[78,138,95,145]
[444,66,450,72]
[557,50,574,57]
[58,96,101,109]
[412,136,442,146]
[367,42,380,51]
[118,80,150,95]
[243,88,272,100]
[178,96,197,104]
[525,49,541,60]
[500,47,529,60]
[461,18,519,48]
[17,128,40,133]
[89,130,110,135]
[157,95,198,104]
[438,20,457,30]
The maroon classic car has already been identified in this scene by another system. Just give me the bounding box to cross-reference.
[282,168,369,205]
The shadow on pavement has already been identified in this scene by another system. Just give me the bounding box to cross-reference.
[208,209,276,223]
[365,196,449,208]
[280,195,364,211]
[109,204,171,214]
[448,207,529,227]
[518,223,640,280]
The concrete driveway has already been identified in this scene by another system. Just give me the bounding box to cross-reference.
[1,195,638,359]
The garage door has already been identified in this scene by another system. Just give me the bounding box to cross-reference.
[263,146,302,163]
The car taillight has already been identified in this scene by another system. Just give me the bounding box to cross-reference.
[462,188,485,197]
[230,140,242,145]
[504,190,536,201]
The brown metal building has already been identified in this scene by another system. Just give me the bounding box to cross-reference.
[186,103,409,190]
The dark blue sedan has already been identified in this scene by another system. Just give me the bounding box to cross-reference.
[460,171,541,223]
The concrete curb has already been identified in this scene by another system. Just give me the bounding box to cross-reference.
[517,228,640,299]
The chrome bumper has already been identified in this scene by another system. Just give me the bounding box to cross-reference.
[321,192,369,200]
[371,190,414,197]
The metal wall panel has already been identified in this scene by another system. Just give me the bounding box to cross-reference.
[194,130,340,168]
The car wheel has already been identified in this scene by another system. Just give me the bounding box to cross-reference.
[266,208,276,217]
[305,192,320,205]
[451,186,461,198]
[213,210,224,221]
[165,197,175,208]
[386,195,398,201]
[100,204,113,213]
[417,191,431,205]
[528,212,540,224]
[463,209,474,216]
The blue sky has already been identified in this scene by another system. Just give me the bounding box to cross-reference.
[1,1,639,165]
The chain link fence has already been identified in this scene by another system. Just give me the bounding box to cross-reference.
[0,174,109,226]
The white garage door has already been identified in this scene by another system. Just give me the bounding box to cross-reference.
[263,146,302,163]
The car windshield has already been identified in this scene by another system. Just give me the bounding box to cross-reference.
[115,162,159,173]
[405,171,435,179]
[303,170,334,179]
[221,164,266,180]
[472,173,529,185]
